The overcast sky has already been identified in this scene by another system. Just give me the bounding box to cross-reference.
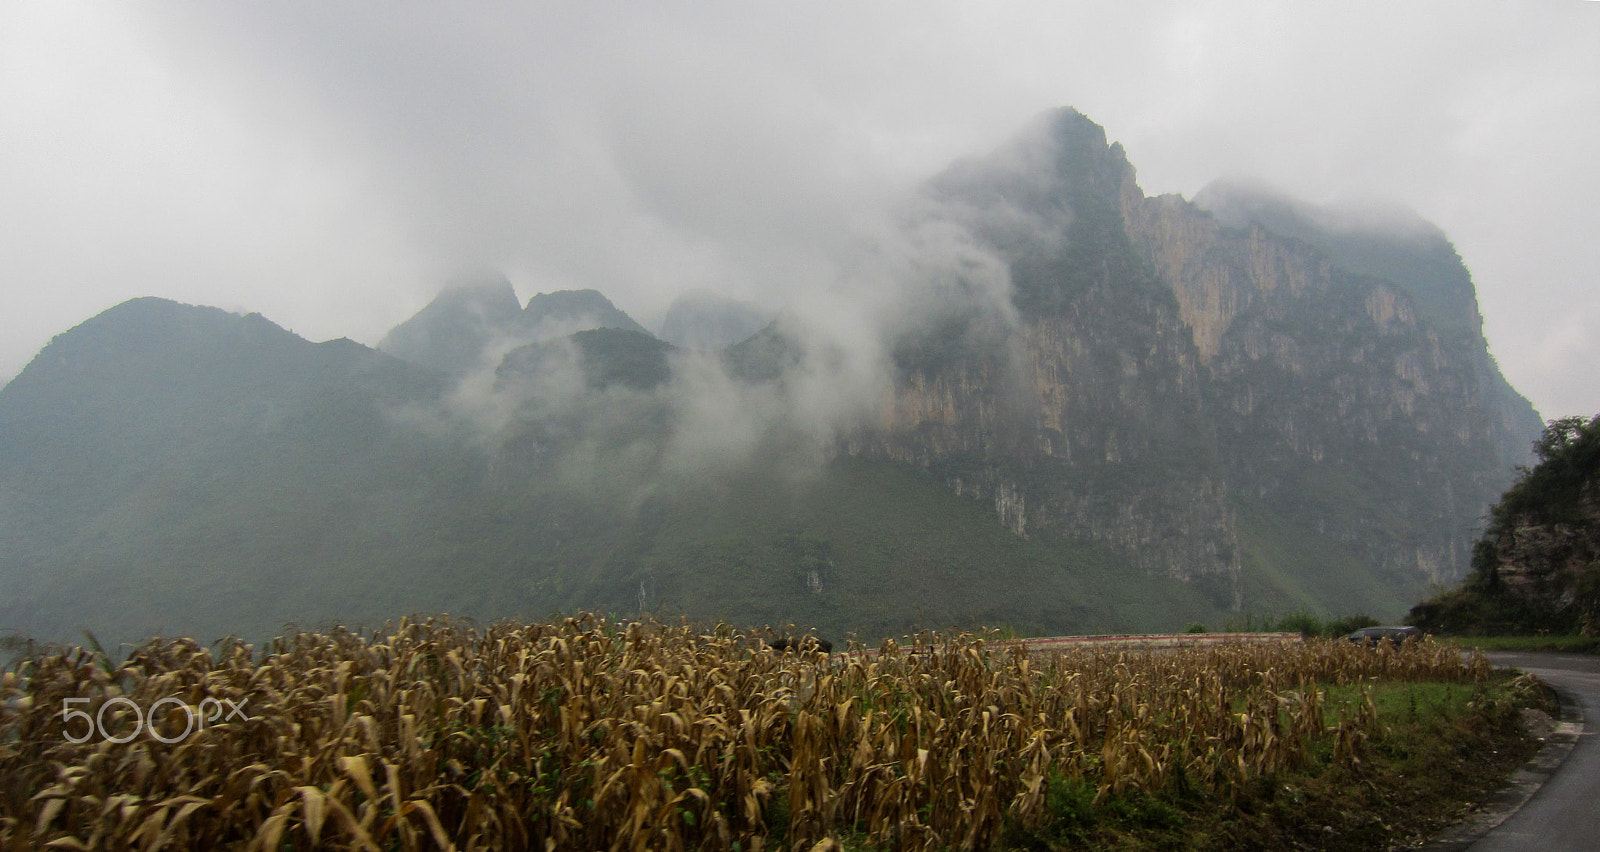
[2,1,1596,419]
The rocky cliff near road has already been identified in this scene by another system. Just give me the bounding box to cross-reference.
[1485,416,1599,624]
[1411,415,1599,634]
[1496,488,1600,606]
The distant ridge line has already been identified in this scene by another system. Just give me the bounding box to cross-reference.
[1008,632,1304,651]
[838,632,1305,659]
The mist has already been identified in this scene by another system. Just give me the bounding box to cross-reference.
[395,164,1035,505]
[2,2,1597,420]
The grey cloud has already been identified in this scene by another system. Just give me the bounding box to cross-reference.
[1,1,1596,420]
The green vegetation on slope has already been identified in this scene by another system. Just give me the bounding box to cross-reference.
[1234,491,1429,624]
[578,455,1228,642]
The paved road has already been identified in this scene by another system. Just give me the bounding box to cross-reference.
[1460,652,1600,851]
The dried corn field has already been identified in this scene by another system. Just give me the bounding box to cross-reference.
[1,616,1491,851]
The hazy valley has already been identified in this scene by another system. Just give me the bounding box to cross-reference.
[0,109,1541,649]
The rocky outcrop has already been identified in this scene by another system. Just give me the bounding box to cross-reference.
[1486,420,1600,615]
[378,274,524,374]
[659,291,771,351]
[380,281,650,377]
[1497,506,1599,605]
[523,290,650,339]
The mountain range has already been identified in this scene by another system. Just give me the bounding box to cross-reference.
[0,108,1540,648]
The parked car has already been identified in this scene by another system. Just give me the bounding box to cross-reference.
[1345,625,1423,647]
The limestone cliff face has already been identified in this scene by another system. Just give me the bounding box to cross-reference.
[855,108,1540,613]
[1133,184,1536,585]
[855,301,1238,599]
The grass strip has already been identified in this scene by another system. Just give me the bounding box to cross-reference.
[999,671,1554,851]
[1437,635,1600,654]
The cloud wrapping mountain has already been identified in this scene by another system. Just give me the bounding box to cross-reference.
[0,109,1542,647]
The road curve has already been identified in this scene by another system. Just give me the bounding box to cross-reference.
[1431,652,1600,851]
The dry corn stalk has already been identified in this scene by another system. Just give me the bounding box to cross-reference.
[0,617,1482,851]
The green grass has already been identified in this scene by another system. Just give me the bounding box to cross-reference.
[1000,671,1550,851]
[1437,634,1600,654]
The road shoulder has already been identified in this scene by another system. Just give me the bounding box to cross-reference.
[1421,679,1583,850]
